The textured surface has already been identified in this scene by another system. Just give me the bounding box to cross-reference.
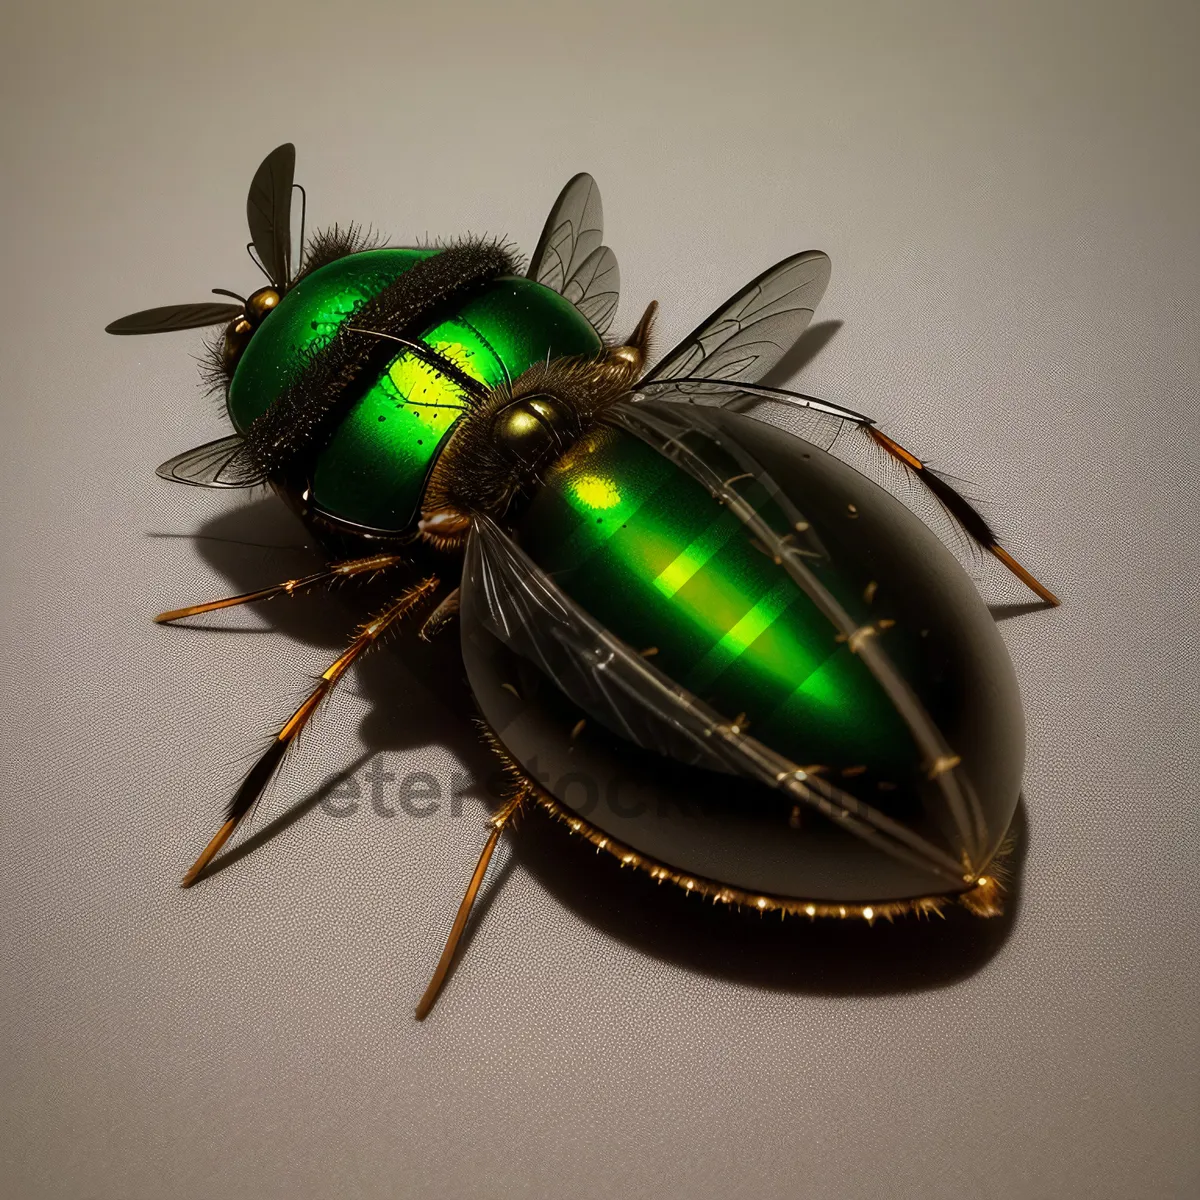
[1,2,1196,1198]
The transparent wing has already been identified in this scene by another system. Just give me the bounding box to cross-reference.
[608,398,992,865]
[632,377,870,452]
[105,302,241,336]
[462,512,969,885]
[246,143,296,289]
[528,173,603,293]
[466,510,736,773]
[155,434,265,488]
[642,251,831,385]
[528,173,620,331]
[563,244,620,335]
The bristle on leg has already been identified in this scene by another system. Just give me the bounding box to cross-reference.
[414,788,528,1020]
[155,553,406,624]
[958,873,1005,917]
[179,576,438,887]
[866,427,1059,606]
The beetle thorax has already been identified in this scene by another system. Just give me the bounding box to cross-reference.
[417,301,658,550]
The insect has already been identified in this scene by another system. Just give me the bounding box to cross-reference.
[108,143,1058,1018]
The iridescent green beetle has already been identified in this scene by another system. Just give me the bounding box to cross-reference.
[108,144,1059,1017]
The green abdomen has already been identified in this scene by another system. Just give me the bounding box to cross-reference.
[517,423,916,777]
[227,248,602,531]
[476,407,1023,900]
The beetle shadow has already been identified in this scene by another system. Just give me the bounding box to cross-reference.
[150,498,489,764]
[157,493,1028,997]
[988,600,1055,622]
[758,320,843,388]
[512,797,1027,996]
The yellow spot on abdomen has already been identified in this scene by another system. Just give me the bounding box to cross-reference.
[571,474,622,510]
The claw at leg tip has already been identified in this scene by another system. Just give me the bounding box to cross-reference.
[179,817,237,890]
[180,856,209,889]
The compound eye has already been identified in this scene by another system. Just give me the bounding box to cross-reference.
[244,286,281,325]
[221,316,254,373]
[492,394,577,468]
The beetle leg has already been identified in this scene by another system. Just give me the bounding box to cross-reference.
[415,784,530,1020]
[866,427,1059,606]
[180,576,439,887]
[418,587,460,641]
[154,552,408,623]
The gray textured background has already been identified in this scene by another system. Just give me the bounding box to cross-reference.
[2,2,1197,1197]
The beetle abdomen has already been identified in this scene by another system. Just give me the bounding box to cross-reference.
[464,408,1024,903]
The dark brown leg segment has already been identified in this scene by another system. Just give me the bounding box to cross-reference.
[867,427,1059,605]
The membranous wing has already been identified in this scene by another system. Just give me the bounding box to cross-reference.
[563,245,619,335]
[246,142,296,289]
[528,173,620,335]
[155,434,265,488]
[632,377,872,453]
[608,399,992,870]
[462,512,969,886]
[105,302,241,336]
[466,511,741,773]
[642,251,830,386]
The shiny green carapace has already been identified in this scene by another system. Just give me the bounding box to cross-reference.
[466,409,1026,903]
[519,424,910,772]
[227,248,601,530]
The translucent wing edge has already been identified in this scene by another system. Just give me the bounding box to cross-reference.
[464,512,967,885]
[634,378,871,423]
[643,251,832,386]
[634,379,1053,604]
[527,173,603,296]
[609,400,991,868]
[155,434,265,488]
[564,244,620,335]
[246,143,296,289]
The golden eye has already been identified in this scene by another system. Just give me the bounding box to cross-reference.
[221,316,254,372]
[244,286,281,324]
[492,394,578,468]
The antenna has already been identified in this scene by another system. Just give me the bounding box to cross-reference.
[343,327,489,404]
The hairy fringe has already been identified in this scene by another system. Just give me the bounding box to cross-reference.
[198,332,232,395]
[243,238,519,477]
[414,232,526,278]
[422,352,633,520]
[476,721,1008,922]
[294,222,385,282]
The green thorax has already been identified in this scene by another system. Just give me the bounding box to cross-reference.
[516,424,917,780]
[227,248,602,531]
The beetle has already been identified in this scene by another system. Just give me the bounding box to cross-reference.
[107,144,1058,1018]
